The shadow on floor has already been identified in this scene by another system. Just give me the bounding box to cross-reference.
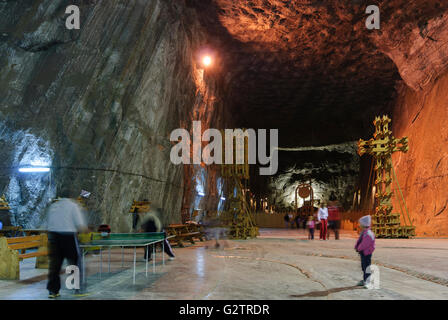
[290,285,364,298]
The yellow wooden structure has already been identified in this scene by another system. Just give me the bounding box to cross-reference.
[129,200,151,213]
[0,195,11,211]
[219,129,258,239]
[0,234,49,280]
[166,224,203,247]
[0,196,49,279]
[358,115,415,238]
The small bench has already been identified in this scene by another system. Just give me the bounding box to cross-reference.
[166,224,201,247]
[0,234,49,280]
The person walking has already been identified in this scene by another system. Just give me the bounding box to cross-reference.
[317,202,328,240]
[283,212,290,228]
[202,211,228,249]
[355,215,376,288]
[131,206,140,232]
[294,214,301,230]
[288,212,294,228]
[46,191,87,298]
[327,198,342,240]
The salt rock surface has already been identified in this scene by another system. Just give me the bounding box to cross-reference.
[392,72,448,237]
[0,0,228,230]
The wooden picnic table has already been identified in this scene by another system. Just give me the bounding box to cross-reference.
[166,223,204,247]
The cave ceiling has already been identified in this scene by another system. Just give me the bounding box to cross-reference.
[188,0,447,147]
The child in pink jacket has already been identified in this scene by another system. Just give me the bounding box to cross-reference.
[306,216,315,240]
[355,215,375,287]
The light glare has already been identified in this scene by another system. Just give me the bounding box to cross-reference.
[19,167,51,173]
[202,56,212,67]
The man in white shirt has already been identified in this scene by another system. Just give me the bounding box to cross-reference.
[46,191,87,298]
[317,202,329,240]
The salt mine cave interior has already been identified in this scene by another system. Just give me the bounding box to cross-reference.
[0,0,448,238]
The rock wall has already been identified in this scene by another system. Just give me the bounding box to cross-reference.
[392,72,448,236]
[362,2,448,236]
[266,142,360,210]
[0,123,54,227]
[371,8,448,91]
[0,0,229,231]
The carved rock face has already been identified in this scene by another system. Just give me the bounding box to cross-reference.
[372,10,448,91]
[392,73,448,237]
[264,142,360,210]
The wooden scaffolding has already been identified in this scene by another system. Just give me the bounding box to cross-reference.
[219,130,259,239]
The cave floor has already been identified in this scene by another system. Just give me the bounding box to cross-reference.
[0,228,447,300]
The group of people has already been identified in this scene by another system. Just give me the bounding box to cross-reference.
[283,199,342,241]
[283,201,376,288]
[315,200,342,240]
[44,191,376,297]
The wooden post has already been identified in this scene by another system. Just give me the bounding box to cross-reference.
[35,234,49,269]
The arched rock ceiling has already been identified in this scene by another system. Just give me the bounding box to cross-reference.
[188,0,448,147]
